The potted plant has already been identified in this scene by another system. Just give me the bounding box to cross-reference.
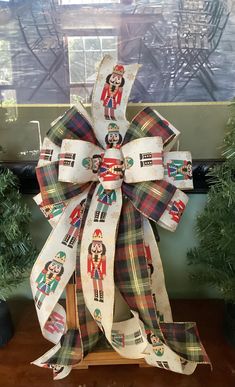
[187,101,235,346]
[0,168,37,347]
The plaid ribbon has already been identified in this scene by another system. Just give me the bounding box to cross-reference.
[122,180,176,223]
[123,107,177,146]
[115,197,164,338]
[46,329,82,366]
[36,160,90,206]
[115,198,209,363]
[47,106,98,147]
[160,322,209,363]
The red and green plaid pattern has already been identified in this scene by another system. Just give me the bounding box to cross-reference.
[46,329,82,366]
[115,197,164,340]
[36,161,90,205]
[122,180,176,223]
[160,322,210,363]
[123,107,176,146]
[115,198,210,363]
[47,106,97,147]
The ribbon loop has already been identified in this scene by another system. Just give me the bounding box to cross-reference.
[122,180,176,224]
[98,148,124,190]
[123,107,180,150]
[58,139,103,184]
[36,162,90,206]
[122,137,164,184]
[47,105,97,147]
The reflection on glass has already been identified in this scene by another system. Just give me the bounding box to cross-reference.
[0,0,233,161]
[60,0,119,4]
[68,36,117,102]
[0,40,12,85]
[0,0,233,104]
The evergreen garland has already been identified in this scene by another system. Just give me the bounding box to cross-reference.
[187,101,235,302]
[0,169,37,296]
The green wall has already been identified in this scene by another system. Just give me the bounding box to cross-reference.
[0,102,230,160]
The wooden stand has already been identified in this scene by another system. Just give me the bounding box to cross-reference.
[75,349,149,369]
[65,281,150,369]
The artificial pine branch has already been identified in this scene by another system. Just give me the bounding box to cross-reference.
[187,100,235,303]
[0,169,37,296]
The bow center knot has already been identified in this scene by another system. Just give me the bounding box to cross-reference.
[98,148,124,190]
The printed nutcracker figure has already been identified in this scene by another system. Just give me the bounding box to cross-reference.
[168,200,186,223]
[105,123,122,149]
[144,244,157,308]
[166,159,192,181]
[94,185,117,223]
[146,330,164,357]
[124,156,134,170]
[34,251,66,309]
[100,64,125,120]
[43,364,64,377]
[39,202,65,220]
[82,154,102,174]
[87,229,106,303]
[45,311,65,335]
[62,200,85,248]
[99,156,124,183]
[93,308,103,330]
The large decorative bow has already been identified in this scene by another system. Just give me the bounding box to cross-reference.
[30,56,210,380]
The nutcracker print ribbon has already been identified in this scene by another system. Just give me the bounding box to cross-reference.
[30,55,210,379]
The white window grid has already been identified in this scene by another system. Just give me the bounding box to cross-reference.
[60,0,119,5]
[68,36,117,84]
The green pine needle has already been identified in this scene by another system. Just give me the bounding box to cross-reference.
[187,101,235,303]
[0,169,37,297]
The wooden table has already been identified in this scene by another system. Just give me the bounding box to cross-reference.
[0,300,234,387]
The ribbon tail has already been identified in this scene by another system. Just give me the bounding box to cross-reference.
[30,191,90,376]
[31,342,72,380]
[123,180,189,232]
[142,217,173,323]
[45,328,83,367]
[76,183,103,354]
[79,183,122,342]
[115,198,210,373]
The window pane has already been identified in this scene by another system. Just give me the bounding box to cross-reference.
[102,37,117,50]
[0,41,13,85]
[70,85,93,104]
[69,51,85,83]
[68,37,84,51]
[84,37,101,51]
[85,51,102,81]
[102,50,117,61]
[61,1,120,4]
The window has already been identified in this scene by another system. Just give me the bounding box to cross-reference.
[0,40,13,86]
[0,40,17,121]
[68,36,117,103]
[60,0,119,4]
